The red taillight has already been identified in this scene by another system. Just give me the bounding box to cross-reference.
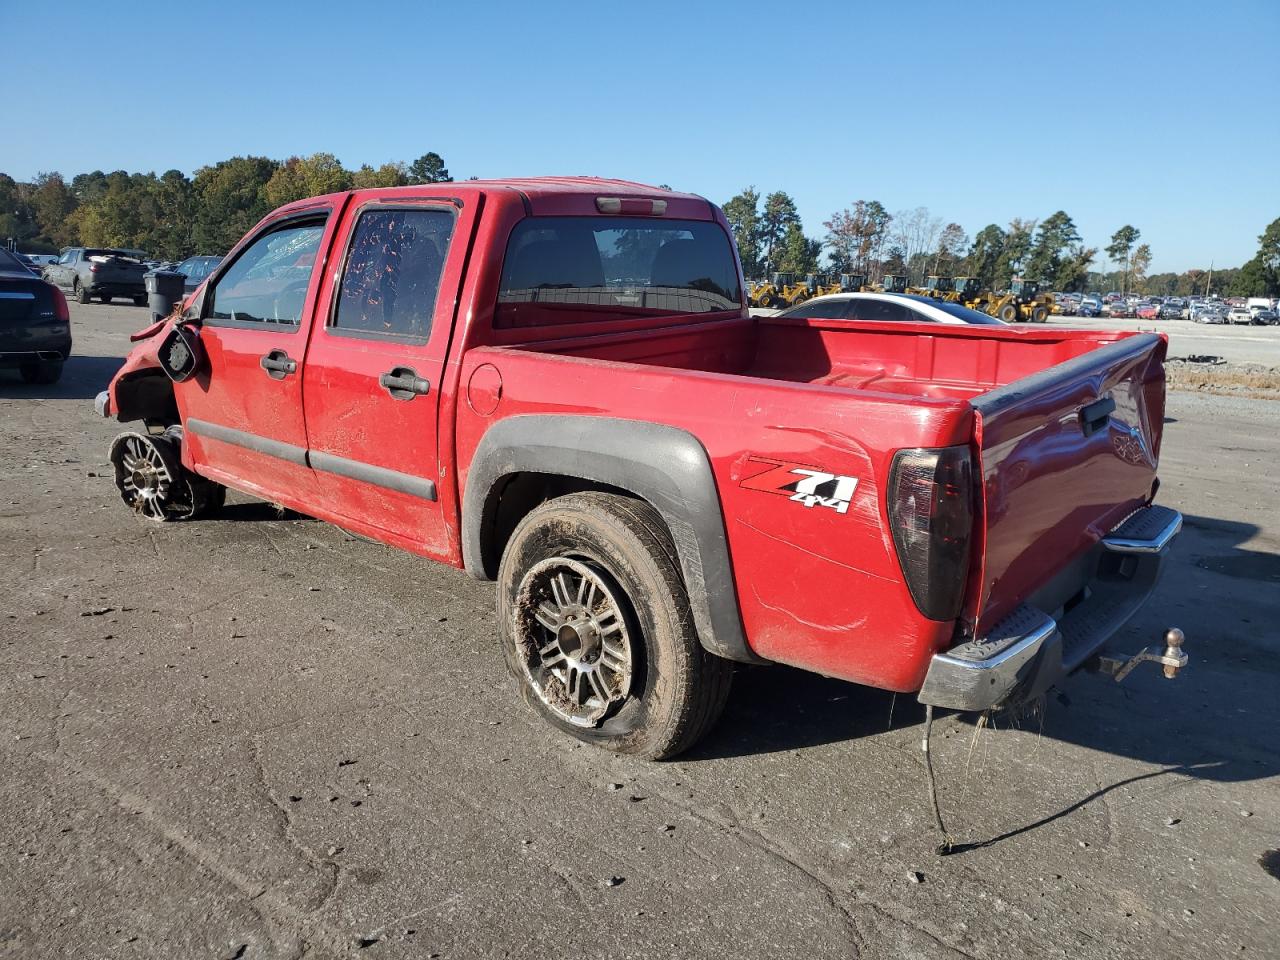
[888,446,975,621]
[51,286,70,322]
[89,263,100,272]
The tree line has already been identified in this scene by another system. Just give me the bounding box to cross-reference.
[722,187,1280,298]
[2,160,1276,298]
[0,152,453,261]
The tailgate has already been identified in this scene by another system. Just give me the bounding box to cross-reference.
[89,255,144,281]
[971,333,1167,634]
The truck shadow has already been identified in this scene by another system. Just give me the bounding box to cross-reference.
[0,355,123,401]
[689,511,1279,846]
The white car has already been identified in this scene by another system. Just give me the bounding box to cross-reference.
[773,292,1006,325]
[1227,306,1253,325]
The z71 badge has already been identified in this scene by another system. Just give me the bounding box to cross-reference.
[740,458,859,515]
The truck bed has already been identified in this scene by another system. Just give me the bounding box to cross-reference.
[462,314,1167,690]
[525,313,1137,400]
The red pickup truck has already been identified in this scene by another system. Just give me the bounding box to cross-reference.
[97,178,1182,759]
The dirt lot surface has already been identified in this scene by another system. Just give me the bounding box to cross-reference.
[2,302,1278,959]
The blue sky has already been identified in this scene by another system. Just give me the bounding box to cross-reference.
[3,0,1276,272]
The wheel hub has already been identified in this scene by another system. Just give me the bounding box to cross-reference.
[109,432,188,522]
[513,557,634,727]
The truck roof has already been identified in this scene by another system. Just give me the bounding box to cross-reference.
[268,177,712,219]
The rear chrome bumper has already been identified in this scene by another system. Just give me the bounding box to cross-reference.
[918,504,1182,712]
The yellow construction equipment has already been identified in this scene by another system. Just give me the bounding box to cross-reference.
[916,276,955,300]
[952,277,985,308]
[811,274,843,298]
[875,274,909,294]
[988,278,1054,322]
[749,276,783,308]
[839,273,868,292]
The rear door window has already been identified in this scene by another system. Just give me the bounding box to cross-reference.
[496,216,741,327]
[331,208,455,341]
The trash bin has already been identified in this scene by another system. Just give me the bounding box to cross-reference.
[146,271,186,323]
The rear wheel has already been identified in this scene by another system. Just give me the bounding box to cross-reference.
[498,492,733,760]
[108,430,226,522]
[997,303,1018,322]
[19,360,62,384]
[75,281,90,304]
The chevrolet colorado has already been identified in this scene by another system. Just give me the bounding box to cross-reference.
[96,178,1183,759]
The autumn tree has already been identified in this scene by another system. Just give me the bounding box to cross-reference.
[930,222,969,277]
[722,187,762,278]
[993,218,1036,290]
[823,200,892,277]
[192,156,279,254]
[408,152,451,184]
[263,153,352,208]
[758,191,800,274]
[965,224,1005,288]
[1024,211,1079,283]
[1105,225,1141,295]
[777,222,822,274]
[1232,217,1280,296]
[890,207,942,285]
[351,162,410,189]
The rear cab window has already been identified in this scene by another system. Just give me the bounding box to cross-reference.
[495,217,741,328]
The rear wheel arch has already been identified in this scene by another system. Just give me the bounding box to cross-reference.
[462,416,760,664]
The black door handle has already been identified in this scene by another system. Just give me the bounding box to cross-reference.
[260,349,297,380]
[379,366,430,400]
[1079,396,1116,436]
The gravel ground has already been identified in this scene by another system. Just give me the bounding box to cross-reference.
[1,302,1278,959]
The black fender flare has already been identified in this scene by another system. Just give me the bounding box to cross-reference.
[461,415,760,664]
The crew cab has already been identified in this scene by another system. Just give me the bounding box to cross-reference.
[45,247,148,305]
[96,178,1182,759]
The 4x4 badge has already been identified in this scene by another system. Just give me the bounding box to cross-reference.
[740,458,859,515]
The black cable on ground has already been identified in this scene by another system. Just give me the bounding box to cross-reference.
[922,704,958,855]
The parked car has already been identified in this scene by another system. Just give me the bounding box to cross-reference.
[14,254,43,275]
[1252,308,1279,325]
[1104,301,1132,318]
[775,292,1005,325]
[1227,305,1253,324]
[1157,300,1184,320]
[1135,302,1160,320]
[1191,303,1228,324]
[21,253,59,269]
[43,247,149,305]
[0,247,71,383]
[168,255,222,295]
[1079,296,1103,317]
[95,177,1184,760]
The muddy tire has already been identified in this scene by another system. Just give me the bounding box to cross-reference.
[109,430,226,522]
[1031,306,1048,322]
[497,492,733,760]
[997,303,1019,322]
[75,281,90,304]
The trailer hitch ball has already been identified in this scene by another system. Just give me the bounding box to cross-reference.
[1162,628,1186,679]
[1095,627,1189,682]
